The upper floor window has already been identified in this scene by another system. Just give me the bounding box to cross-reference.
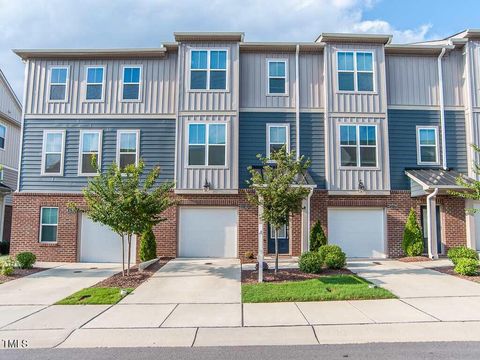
[85,66,105,101]
[39,207,58,243]
[122,66,142,101]
[117,130,140,169]
[190,50,227,90]
[340,124,377,167]
[188,123,226,166]
[337,51,374,92]
[417,127,439,165]
[42,130,65,175]
[49,67,69,101]
[0,124,6,150]
[267,60,287,95]
[79,130,102,175]
[267,124,289,158]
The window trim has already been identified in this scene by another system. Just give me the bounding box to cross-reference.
[336,50,376,94]
[84,65,106,102]
[266,58,289,96]
[39,207,59,243]
[186,122,228,168]
[338,123,379,169]
[47,66,70,103]
[266,123,290,159]
[78,129,103,176]
[116,129,140,168]
[188,48,229,92]
[416,126,440,165]
[0,123,7,151]
[120,65,143,102]
[41,129,66,176]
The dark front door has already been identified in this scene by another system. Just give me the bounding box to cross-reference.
[421,206,442,255]
[268,224,289,254]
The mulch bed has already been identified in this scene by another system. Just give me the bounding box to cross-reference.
[92,259,169,289]
[398,256,432,263]
[0,267,48,284]
[242,268,354,284]
[431,266,480,284]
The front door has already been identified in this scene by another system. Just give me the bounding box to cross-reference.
[268,224,289,254]
[421,206,442,255]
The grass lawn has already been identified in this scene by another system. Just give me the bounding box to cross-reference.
[56,287,133,305]
[242,275,395,303]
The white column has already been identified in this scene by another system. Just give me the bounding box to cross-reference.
[426,189,439,259]
[258,203,264,283]
[301,198,308,253]
[0,196,5,242]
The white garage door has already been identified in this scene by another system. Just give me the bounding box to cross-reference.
[80,215,136,263]
[179,207,237,258]
[328,208,386,258]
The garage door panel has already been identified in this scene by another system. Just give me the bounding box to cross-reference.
[328,208,386,258]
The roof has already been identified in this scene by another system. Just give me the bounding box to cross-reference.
[385,44,455,55]
[0,182,13,194]
[240,42,323,52]
[0,68,22,112]
[174,32,244,42]
[405,169,474,189]
[13,48,167,60]
[250,165,316,187]
[316,32,392,44]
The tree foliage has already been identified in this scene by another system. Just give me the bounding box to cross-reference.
[140,226,157,262]
[310,220,327,251]
[450,144,480,214]
[402,208,424,257]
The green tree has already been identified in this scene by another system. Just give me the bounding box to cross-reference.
[310,220,327,251]
[140,226,157,262]
[451,145,480,212]
[247,145,311,274]
[402,208,424,257]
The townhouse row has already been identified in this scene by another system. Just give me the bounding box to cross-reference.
[9,30,480,263]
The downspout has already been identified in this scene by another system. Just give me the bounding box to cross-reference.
[16,59,29,200]
[306,187,314,252]
[426,187,439,259]
[437,47,447,170]
[295,44,300,159]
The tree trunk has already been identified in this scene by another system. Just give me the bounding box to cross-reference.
[121,234,125,277]
[127,234,132,276]
[274,227,279,274]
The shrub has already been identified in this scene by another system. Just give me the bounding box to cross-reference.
[139,227,157,262]
[448,246,479,266]
[244,251,254,260]
[16,252,36,269]
[402,208,424,257]
[0,240,9,255]
[454,258,479,276]
[319,244,343,263]
[324,252,347,269]
[298,251,322,274]
[309,220,327,252]
[0,256,15,276]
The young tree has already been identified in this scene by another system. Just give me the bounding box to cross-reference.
[450,145,480,212]
[310,220,327,252]
[140,226,157,262]
[247,146,311,274]
[402,208,424,257]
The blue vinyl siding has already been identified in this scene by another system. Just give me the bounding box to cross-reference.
[239,112,325,188]
[388,109,467,190]
[20,118,175,192]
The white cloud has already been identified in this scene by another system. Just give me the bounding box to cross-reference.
[0,0,434,98]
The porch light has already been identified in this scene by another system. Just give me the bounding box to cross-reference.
[358,180,365,193]
[203,178,211,192]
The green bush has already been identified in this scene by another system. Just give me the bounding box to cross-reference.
[454,258,479,276]
[0,256,15,276]
[139,227,157,262]
[324,252,347,269]
[447,246,479,266]
[309,220,327,252]
[402,208,424,257]
[16,252,36,269]
[319,244,343,263]
[298,251,322,274]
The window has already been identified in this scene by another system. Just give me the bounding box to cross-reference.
[122,66,142,101]
[270,224,287,238]
[79,130,102,175]
[0,169,4,181]
[85,66,104,101]
[188,123,226,166]
[337,51,374,92]
[340,124,377,167]
[267,124,289,158]
[117,130,139,169]
[0,124,6,150]
[267,60,287,95]
[190,50,227,90]
[40,207,58,243]
[49,67,69,101]
[42,130,65,175]
[417,127,439,165]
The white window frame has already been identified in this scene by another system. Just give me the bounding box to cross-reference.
[78,130,102,176]
[187,123,228,168]
[39,207,58,243]
[84,66,106,102]
[338,124,378,169]
[266,123,290,158]
[0,168,4,181]
[188,48,229,92]
[417,126,440,165]
[0,123,7,151]
[41,129,65,176]
[121,65,143,102]
[266,59,288,96]
[336,51,375,93]
[47,66,69,102]
[116,130,140,168]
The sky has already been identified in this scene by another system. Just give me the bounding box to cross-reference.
[0,0,479,100]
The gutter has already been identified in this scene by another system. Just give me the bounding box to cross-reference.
[426,188,439,259]
[16,59,29,195]
[295,44,300,159]
[437,47,448,170]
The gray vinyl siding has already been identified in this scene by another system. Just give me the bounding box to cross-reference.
[19,118,175,192]
[0,118,21,170]
[442,50,465,107]
[445,111,467,174]
[3,167,17,205]
[0,76,21,123]
[299,113,325,188]
[24,56,177,116]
